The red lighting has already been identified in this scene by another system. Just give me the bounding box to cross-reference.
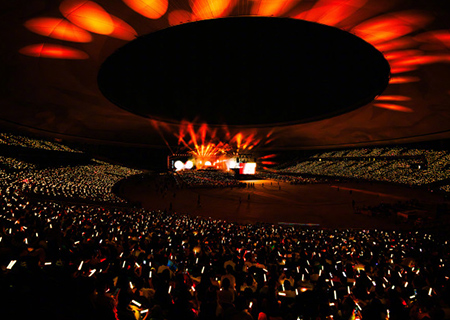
[373,103,413,113]
[375,95,411,101]
[383,50,423,61]
[415,30,450,47]
[168,10,193,26]
[60,0,114,35]
[294,0,367,27]
[351,11,433,45]
[24,17,92,43]
[390,55,450,67]
[109,15,138,40]
[251,0,301,17]
[190,0,235,20]
[389,76,420,84]
[260,154,277,160]
[374,37,418,53]
[19,43,89,59]
[122,0,169,20]
[389,66,417,74]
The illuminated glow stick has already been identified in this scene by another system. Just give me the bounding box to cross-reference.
[78,261,84,270]
[7,260,16,270]
[131,300,141,307]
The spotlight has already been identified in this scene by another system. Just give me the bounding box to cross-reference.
[185,160,194,169]
[174,160,184,170]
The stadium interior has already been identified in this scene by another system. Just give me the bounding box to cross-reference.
[1,0,450,319]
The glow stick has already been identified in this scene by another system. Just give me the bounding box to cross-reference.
[131,300,141,307]
[7,260,16,270]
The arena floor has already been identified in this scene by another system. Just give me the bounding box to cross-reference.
[122,177,448,229]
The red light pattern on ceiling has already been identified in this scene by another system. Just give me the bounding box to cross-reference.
[60,0,115,35]
[24,17,92,43]
[190,0,235,20]
[375,95,411,101]
[389,67,416,74]
[259,153,277,159]
[383,50,423,61]
[109,15,138,40]
[122,0,168,20]
[415,30,450,48]
[389,55,450,73]
[294,0,367,27]
[373,103,413,112]
[351,11,433,45]
[251,0,301,17]
[17,0,450,119]
[261,161,276,165]
[19,43,89,59]
[374,37,418,53]
[389,76,420,84]
[168,10,193,26]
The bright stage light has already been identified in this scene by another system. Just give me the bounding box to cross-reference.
[174,160,184,170]
[241,162,256,175]
[205,161,212,166]
[185,160,194,169]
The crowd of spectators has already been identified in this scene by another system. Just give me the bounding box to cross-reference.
[1,183,449,320]
[173,170,246,188]
[0,132,81,153]
[0,154,142,204]
[256,172,323,184]
[281,147,450,188]
[1,135,450,319]
[0,155,38,171]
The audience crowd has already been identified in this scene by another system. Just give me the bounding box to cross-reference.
[256,172,322,184]
[0,132,81,153]
[282,147,450,188]
[1,183,449,320]
[1,135,450,320]
[0,156,142,204]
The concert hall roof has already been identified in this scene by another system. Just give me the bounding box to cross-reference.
[1,0,450,151]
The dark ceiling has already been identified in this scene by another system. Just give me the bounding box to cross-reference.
[1,0,450,152]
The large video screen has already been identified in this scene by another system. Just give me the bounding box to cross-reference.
[239,162,256,175]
